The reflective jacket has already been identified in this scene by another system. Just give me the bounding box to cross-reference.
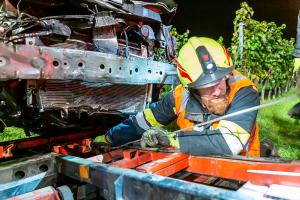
[107,70,260,157]
[174,70,260,157]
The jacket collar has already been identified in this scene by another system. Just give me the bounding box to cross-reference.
[185,93,219,123]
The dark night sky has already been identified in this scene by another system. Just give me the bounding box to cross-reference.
[173,0,300,46]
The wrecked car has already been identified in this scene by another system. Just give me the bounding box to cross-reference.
[0,0,178,132]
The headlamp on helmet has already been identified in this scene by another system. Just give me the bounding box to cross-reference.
[177,37,234,89]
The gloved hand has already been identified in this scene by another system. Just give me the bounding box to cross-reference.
[92,134,111,154]
[140,126,179,148]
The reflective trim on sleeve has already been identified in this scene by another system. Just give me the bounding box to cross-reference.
[144,109,164,127]
[228,75,246,85]
[214,120,250,145]
[173,107,177,114]
[219,127,243,155]
[193,126,204,132]
[178,89,189,114]
[136,111,150,130]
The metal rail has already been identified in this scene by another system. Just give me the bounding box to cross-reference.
[0,129,105,158]
[56,153,251,200]
[56,148,300,199]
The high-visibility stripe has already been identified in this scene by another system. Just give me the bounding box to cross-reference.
[179,90,189,114]
[227,71,258,104]
[228,75,246,85]
[144,109,164,127]
[219,127,244,155]
[174,85,189,115]
[174,85,183,114]
[215,120,250,145]
[174,85,194,129]
[173,107,177,113]
[136,111,151,130]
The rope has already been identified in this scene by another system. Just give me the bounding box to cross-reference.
[114,94,298,148]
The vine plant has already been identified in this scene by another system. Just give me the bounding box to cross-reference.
[155,28,190,98]
[231,2,295,100]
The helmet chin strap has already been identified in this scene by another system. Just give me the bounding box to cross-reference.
[225,77,230,95]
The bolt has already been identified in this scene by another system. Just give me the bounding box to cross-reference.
[0,27,5,34]
[31,57,45,68]
[0,56,8,67]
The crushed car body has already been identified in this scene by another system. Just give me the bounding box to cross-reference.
[0,0,178,131]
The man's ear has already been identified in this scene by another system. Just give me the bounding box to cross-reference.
[200,97,207,108]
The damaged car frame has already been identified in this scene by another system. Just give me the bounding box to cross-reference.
[0,0,178,132]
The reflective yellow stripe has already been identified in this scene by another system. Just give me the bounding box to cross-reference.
[214,120,250,145]
[144,109,164,127]
[136,112,150,130]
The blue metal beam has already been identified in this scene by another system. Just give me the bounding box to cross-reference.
[57,155,253,200]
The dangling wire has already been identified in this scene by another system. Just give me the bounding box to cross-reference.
[16,0,23,20]
[120,27,130,59]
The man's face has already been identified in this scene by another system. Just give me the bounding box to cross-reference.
[196,79,229,115]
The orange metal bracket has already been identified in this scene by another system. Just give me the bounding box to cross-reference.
[108,150,189,177]
[112,150,168,168]
[53,139,92,155]
[137,153,189,176]
[88,149,124,163]
[188,156,300,187]
[0,144,15,158]
[90,149,300,187]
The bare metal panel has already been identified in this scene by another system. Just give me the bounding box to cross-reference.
[38,81,147,114]
[0,45,177,84]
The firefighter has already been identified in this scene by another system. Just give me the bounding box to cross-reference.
[93,37,260,157]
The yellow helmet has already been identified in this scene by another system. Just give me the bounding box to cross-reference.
[177,37,234,89]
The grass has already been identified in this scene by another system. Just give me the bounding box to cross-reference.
[0,126,39,142]
[257,88,300,160]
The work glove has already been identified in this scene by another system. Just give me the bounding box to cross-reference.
[140,127,179,148]
[92,134,111,154]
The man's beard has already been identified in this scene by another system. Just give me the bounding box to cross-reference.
[201,96,229,115]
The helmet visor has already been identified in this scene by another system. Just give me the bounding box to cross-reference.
[188,66,234,89]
